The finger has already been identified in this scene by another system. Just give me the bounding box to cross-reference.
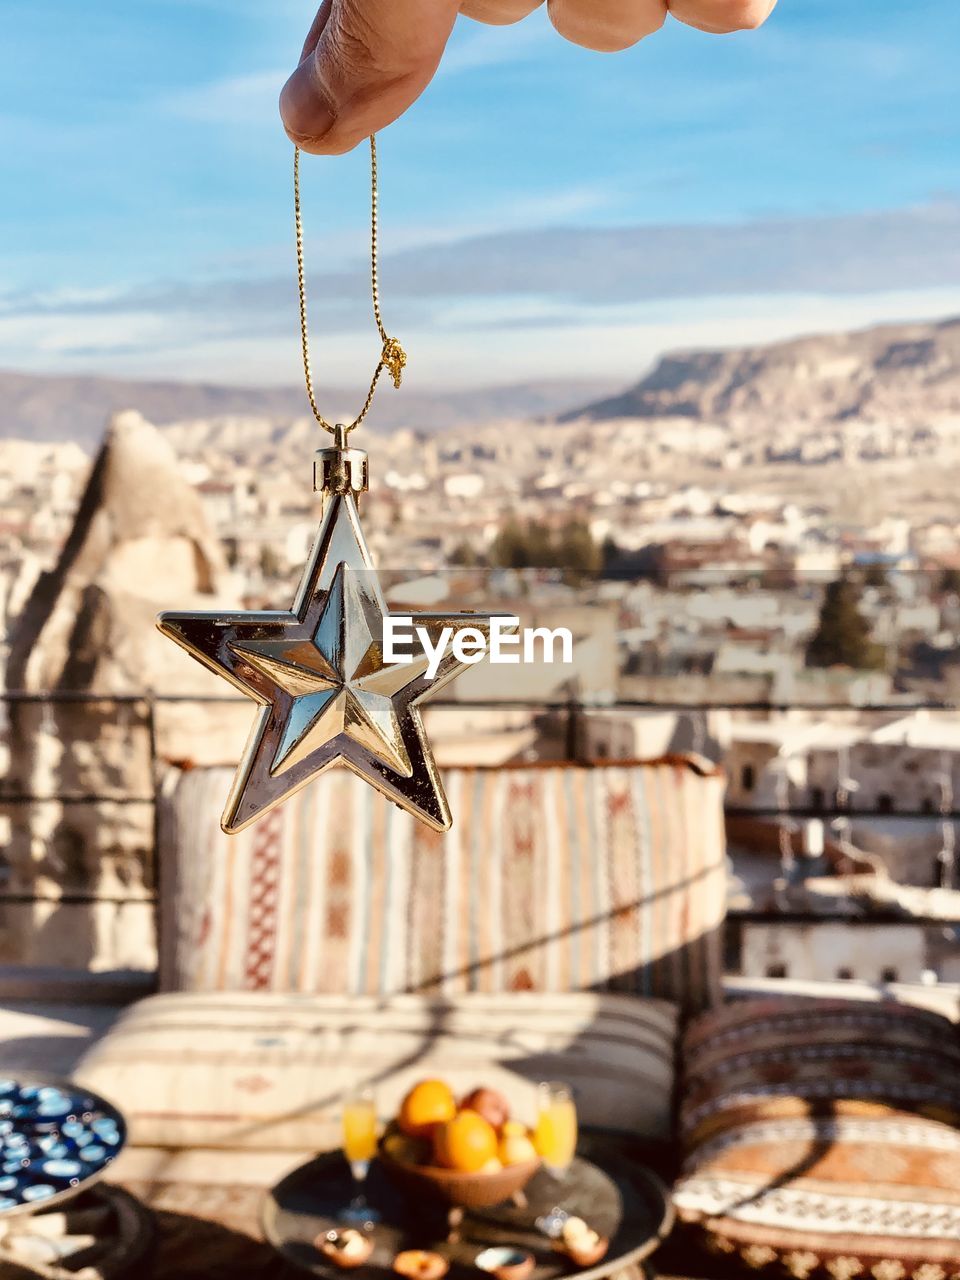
[459,0,543,24]
[280,0,461,155]
[548,0,667,51]
[299,1,333,62]
[668,0,776,33]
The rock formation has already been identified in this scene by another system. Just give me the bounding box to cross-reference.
[6,409,226,691]
[566,315,960,425]
[1,411,242,972]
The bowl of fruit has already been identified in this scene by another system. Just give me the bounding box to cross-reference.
[380,1080,540,1210]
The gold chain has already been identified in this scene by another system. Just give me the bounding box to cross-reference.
[294,136,406,435]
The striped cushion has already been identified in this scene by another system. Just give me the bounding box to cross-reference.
[674,998,960,1276]
[158,760,725,1012]
[75,991,678,1149]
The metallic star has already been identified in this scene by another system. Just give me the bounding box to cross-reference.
[158,493,493,834]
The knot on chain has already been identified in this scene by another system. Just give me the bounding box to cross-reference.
[381,336,407,389]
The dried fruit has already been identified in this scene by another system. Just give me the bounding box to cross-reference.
[318,1229,374,1269]
[559,1218,608,1267]
[393,1250,449,1280]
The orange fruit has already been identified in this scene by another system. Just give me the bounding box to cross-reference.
[397,1079,457,1139]
[433,1110,499,1172]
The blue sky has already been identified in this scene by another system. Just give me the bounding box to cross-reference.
[1,0,959,390]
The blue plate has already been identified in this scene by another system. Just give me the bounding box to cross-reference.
[0,1078,126,1219]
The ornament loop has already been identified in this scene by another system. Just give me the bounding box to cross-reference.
[314,424,369,498]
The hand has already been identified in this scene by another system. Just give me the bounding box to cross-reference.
[280,0,777,155]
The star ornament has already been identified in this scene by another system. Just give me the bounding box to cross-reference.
[158,492,493,834]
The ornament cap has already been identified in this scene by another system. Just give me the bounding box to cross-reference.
[314,424,369,497]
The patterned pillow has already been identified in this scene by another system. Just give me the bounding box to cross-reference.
[157,760,726,1012]
[674,998,960,1278]
[75,990,678,1150]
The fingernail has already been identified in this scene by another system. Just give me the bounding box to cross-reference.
[279,59,336,149]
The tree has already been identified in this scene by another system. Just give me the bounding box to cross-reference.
[556,518,602,584]
[862,563,888,590]
[523,521,555,568]
[806,576,886,671]
[488,517,600,580]
[259,543,284,580]
[448,540,483,568]
[489,517,534,569]
[600,537,665,583]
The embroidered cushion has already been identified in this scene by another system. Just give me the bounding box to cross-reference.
[674,998,960,1277]
[157,760,726,1012]
[75,990,678,1149]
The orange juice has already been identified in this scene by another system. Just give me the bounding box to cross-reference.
[343,1096,378,1165]
[533,1084,577,1172]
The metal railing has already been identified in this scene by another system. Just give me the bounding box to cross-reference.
[3,690,959,913]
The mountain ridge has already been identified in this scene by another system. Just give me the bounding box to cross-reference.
[7,313,960,448]
[563,315,960,424]
[0,370,615,448]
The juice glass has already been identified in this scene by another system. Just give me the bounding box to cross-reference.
[533,1081,578,1177]
[533,1081,578,1238]
[340,1085,379,1224]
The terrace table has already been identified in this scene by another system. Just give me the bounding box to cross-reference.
[119,1137,741,1280]
[260,1131,672,1280]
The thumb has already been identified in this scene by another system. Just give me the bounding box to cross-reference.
[280,0,462,155]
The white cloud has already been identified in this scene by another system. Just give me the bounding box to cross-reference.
[13,200,959,329]
[440,18,549,75]
[162,69,286,124]
[389,288,960,387]
[5,285,960,390]
[5,196,960,388]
